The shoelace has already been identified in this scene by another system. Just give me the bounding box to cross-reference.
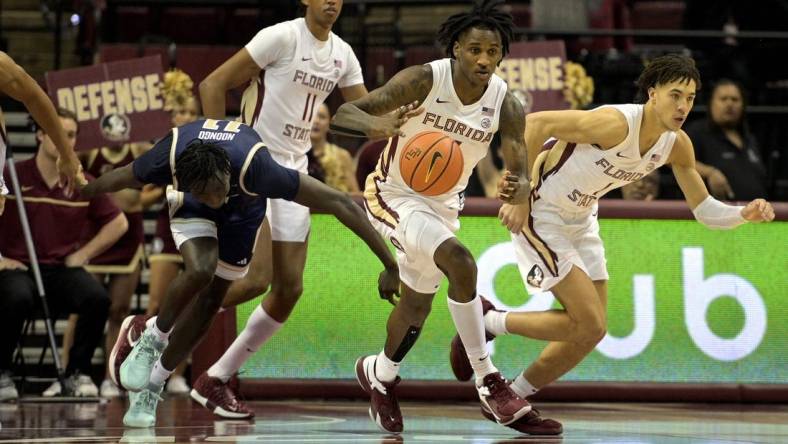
[138,389,163,410]
[486,375,512,400]
[209,379,242,410]
[137,334,159,367]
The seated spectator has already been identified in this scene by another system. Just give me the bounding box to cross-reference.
[621,170,660,201]
[685,79,768,201]
[309,104,359,193]
[0,108,127,400]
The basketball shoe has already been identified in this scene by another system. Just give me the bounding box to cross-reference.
[355,355,403,433]
[123,383,163,427]
[120,326,167,392]
[109,314,148,390]
[481,403,563,435]
[477,372,531,425]
[190,372,254,419]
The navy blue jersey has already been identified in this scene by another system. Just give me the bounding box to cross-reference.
[133,119,300,201]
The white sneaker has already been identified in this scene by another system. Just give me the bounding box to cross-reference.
[42,381,61,397]
[73,374,99,397]
[100,379,122,398]
[0,371,18,402]
[166,375,190,394]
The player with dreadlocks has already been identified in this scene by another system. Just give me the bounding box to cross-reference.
[448,53,774,432]
[331,0,559,435]
[80,118,400,427]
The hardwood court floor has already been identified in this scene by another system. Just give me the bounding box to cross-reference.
[0,396,786,443]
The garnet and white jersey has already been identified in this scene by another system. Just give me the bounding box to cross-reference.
[365,58,507,223]
[242,17,363,157]
[533,104,675,213]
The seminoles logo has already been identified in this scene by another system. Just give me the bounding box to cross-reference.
[481,118,491,129]
[526,264,544,288]
[100,113,131,142]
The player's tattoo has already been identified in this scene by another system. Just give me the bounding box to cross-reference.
[499,91,527,176]
[354,65,432,116]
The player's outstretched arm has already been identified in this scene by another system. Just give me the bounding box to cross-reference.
[293,173,400,304]
[670,130,774,228]
[525,107,628,157]
[80,164,143,199]
[0,51,85,193]
[331,64,430,140]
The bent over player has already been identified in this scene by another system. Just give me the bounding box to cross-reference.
[81,118,399,427]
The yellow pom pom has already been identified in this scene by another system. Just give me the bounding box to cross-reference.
[160,69,195,111]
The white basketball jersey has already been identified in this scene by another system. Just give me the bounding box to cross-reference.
[533,104,675,212]
[242,18,360,157]
[368,58,507,219]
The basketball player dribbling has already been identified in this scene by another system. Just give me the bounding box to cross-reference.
[174,0,404,418]
[449,54,775,427]
[330,0,560,435]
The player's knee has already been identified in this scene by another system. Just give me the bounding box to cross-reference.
[440,244,477,280]
[273,281,303,303]
[575,316,606,345]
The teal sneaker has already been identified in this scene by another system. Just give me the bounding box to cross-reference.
[120,330,166,392]
[123,383,164,428]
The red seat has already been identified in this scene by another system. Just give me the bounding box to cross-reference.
[631,1,685,29]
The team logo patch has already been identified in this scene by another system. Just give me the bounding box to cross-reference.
[526,264,544,288]
[645,162,655,172]
[481,118,491,129]
[100,113,131,142]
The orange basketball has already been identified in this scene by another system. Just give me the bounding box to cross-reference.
[399,131,464,196]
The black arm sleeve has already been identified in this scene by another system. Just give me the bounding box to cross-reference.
[243,147,300,200]
[132,131,174,185]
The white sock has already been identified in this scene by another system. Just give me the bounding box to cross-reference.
[374,351,400,383]
[149,358,173,387]
[484,309,509,336]
[511,373,539,398]
[207,305,283,382]
[147,316,172,343]
[447,295,498,385]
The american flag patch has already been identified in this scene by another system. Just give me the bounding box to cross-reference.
[650,153,661,162]
[482,106,494,116]
[334,59,342,68]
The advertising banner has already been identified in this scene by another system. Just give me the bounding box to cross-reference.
[237,214,788,384]
[45,56,170,150]
[496,40,570,113]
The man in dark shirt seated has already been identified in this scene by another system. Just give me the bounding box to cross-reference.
[684,79,768,201]
[0,108,127,400]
